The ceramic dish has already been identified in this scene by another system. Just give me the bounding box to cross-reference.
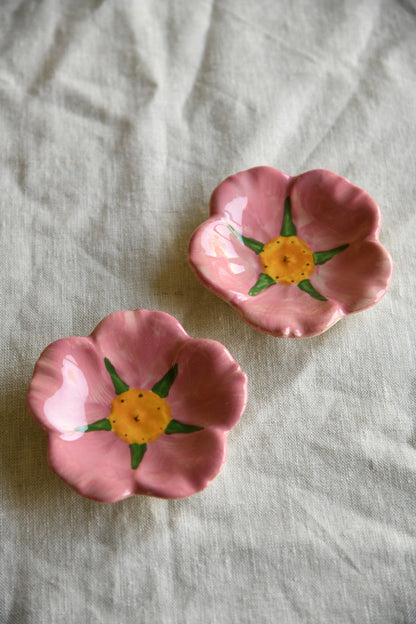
[188,167,393,337]
[27,309,247,502]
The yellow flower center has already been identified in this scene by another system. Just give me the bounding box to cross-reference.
[260,236,315,285]
[109,389,172,444]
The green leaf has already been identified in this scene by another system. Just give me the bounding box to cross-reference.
[130,443,147,469]
[152,363,178,398]
[165,420,203,435]
[228,225,264,254]
[297,279,327,301]
[75,418,112,433]
[313,244,349,265]
[280,197,297,237]
[249,273,276,296]
[104,358,130,395]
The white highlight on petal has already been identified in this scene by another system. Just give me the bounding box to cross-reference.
[201,222,240,258]
[44,355,89,441]
[229,262,246,275]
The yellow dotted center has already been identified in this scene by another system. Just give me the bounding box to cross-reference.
[109,389,171,444]
[260,236,315,285]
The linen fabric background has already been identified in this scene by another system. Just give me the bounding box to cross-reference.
[1,1,415,622]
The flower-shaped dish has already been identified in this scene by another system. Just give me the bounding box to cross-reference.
[27,309,247,502]
[188,167,393,337]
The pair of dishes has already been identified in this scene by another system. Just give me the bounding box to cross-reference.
[27,167,392,502]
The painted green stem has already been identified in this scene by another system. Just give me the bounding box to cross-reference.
[280,197,297,237]
[313,244,349,265]
[165,420,203,435]
[227,225,264,254]
[130,443,147,469]
[297,279,327,301]
[152,364,178,398]
[249,273,276,296]
[104,358,130,395]
[75,418,112,433]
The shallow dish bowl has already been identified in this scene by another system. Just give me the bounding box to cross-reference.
[188,167,393,337]
[27,309,247,502]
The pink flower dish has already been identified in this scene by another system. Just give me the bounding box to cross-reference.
[188,167,393,337]
[27,309,248,502]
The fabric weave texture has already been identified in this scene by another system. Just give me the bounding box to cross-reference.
[0,1,415,622]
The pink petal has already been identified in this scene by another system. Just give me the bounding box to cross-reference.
[237,283,342,337]
[27,337,114,435]
[210,166,291,242]
[91,309,189,390]
[48,431,135,502]
[188,218,262,304]
[310,240,393,313]
[291,169,381,250]
[168,338,247,430]
[133,429,227,498]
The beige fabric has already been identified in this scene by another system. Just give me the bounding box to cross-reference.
[1,0,415,622]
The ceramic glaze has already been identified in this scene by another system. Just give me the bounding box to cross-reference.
[188,167,393,337]
[27,309,248,502]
